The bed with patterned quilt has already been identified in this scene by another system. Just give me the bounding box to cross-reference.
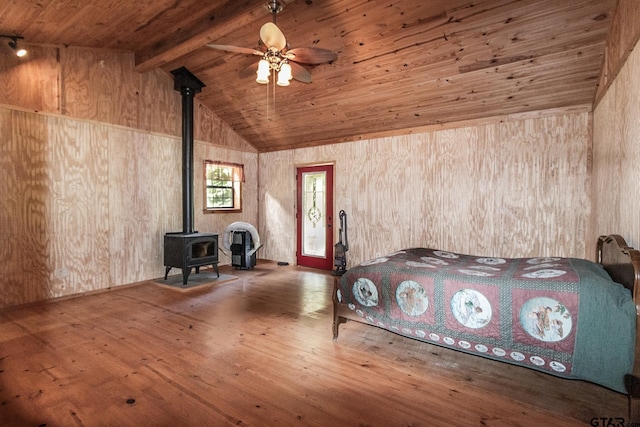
[333,235,640,394]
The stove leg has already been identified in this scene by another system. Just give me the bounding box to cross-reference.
[182,267,191,285]
[164,266,172,280]
[213,263,219,277]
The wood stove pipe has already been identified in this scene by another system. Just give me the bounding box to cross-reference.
[170,67,206,234]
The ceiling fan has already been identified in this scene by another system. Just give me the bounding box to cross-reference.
[206,0,338,86]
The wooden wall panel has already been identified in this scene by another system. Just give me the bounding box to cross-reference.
[258,150,296,264]
[0,110,51,306]
[494,114,591,257]
[60,47,140,128]
[47,116,110,297]
[107,129,182,286]
[195,101,258,153]
[151,135,184,235]
[0,104,259,308]
[0,109,13,238]
[196,100,215,145]
[138,68,181,137]
[344,135,433,258]
[464,125,497,252]
[0,46,61,114]
[591,39,640,255]
[259,109,592,268]
[431,127,483,254]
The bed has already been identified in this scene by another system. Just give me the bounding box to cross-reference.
[333,235,640,395]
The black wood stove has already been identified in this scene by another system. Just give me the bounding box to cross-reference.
[163,232,218,284]
[163,67,219,285]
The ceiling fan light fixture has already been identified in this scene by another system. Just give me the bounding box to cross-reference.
[256,59,270,84]
[277,62,292,86]
[206,1,336,91]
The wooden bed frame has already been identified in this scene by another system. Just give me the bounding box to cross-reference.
[333,234,640,398]
[597,235,640,400]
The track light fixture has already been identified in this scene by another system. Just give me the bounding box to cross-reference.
[0,35,27,57]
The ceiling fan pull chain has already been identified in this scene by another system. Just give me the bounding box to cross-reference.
[272,70,276,114]
[266,75,270,120]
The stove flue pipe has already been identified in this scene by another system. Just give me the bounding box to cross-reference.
[170,67,206,234]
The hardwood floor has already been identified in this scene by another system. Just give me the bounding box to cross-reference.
[0,261,630,426]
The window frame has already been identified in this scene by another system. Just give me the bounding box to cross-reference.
[203,160,243,213]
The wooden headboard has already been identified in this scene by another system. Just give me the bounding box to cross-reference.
[597,234,640,296]
[597,234,640,399]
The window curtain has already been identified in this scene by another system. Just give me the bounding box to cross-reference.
[206,160,244,182]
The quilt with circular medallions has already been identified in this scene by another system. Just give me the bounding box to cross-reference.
[336,248,636,393]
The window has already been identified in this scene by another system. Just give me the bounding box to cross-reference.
[204,161,243,212]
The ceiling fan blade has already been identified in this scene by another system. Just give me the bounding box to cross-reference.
[285,47,338,64]
[290,62,312,83]
[239,62,258,79]
[260,22,286,50]
[206,44,263,56]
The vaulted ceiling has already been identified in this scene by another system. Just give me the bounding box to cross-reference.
[0,0,617,152]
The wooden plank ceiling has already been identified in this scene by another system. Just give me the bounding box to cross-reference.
[0,0,617,152]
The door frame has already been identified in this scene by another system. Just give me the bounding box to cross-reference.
[296,163,334,270]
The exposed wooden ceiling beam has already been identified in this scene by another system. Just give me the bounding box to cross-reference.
[133,0,296,73]
[133,2,260,73]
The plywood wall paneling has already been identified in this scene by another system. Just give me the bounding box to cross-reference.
[139,68,181,137]
[495,114,590,257]
[107,128,181,286]
[591,86,623,247]
[0,46,61,114]
[0,110,52,306]
[152,134,183,235]
[47,117,110,297]
[451,126,497,255]
[387,136,423,249]
[434,127,480,254]
[592,39,640,254]
[196,100,216,145]
[239,150,259,224]
[0,109,13,243]
[347,138,398,259]
[219,123,258,154]
[413,133,441,248]
[258,151,296,264]
[259,109,592,268]
[60,47,140,128]
[195,101,257,153]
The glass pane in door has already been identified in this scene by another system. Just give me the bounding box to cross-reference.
[302,171,326,257]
